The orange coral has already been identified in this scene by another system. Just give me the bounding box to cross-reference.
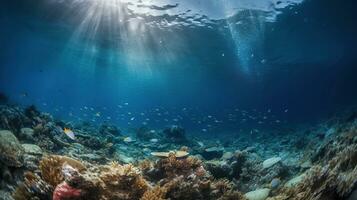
[141,186,167,200]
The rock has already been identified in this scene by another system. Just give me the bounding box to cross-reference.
[285,173,305,188]
[0,190,13,200]
[202,147,224,160]
[244,188,270,200]
[205,160,231,178]
[270,178,281,189]
[300,160,312,169]
[20,127,35,141]
[262,157,281,169]
[347,188,357,200]
[221,152,234,160]
[0,130,24,167]
[119,154,134,164]
[22,144,43,155]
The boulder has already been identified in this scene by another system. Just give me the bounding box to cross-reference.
[205,160,231,178]
[221,152,234,160]
[20,127,35,141]
[22,144,43,155]
[262,157,281,169]
[244,188,270,200]
[285,173,305,188]
[0,130,24,167]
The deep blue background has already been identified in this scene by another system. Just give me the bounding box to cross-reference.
[1,0,357,133]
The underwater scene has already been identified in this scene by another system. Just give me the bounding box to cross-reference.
[1,0,357,199]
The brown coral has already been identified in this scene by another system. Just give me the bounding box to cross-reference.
[13,172,53,200]
[141,186,167,200]
[98,163,148,199]
[39,155,86,187]
[156,154,202,179]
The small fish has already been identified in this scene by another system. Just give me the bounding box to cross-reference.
[95,112,101,117]
[284,109,289,113]
[130,117,135,121]
[63,128,75,140]
[197,141,204,147]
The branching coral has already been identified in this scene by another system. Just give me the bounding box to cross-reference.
[156,154,202,179]
[12,172,53,200]
[163,175,210,200]
[39,155,86,187]
[98,162,148,199]
[211,179,247,200]
[140,186,167,200]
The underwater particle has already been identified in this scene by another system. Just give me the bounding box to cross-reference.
[260,59,266,64]
[130,117,135,121]
[201,128,207,132]
[284,109,288,113]
[95,112,101,117]
[222,53,225,57]
[63,128,76,140]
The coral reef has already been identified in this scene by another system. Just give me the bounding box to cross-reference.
[0,104,356,200]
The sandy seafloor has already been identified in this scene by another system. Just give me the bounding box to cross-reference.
[0,102,356,200]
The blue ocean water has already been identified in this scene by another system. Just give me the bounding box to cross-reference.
[1,0,357,134]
